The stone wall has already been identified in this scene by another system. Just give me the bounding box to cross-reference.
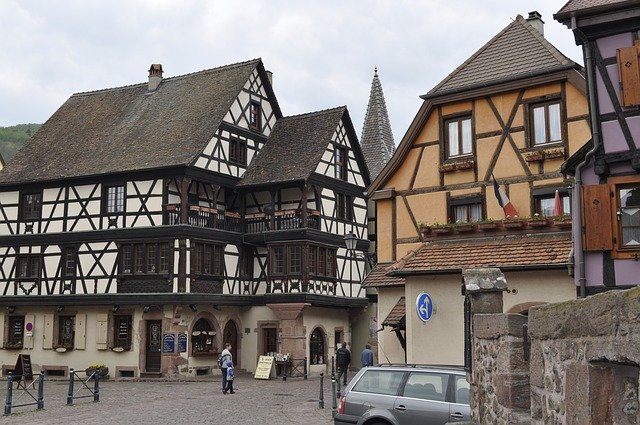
[468,283,640,424]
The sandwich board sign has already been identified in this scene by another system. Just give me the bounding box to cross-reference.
[254,355,276,380]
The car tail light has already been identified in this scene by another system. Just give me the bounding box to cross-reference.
[337,396,345,414]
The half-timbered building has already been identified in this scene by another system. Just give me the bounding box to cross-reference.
[363,12,591,365]
[557,0,640,296]
[0,59,370,378]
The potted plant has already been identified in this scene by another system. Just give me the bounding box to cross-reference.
[85,363,109,379]
[417,222,431,237]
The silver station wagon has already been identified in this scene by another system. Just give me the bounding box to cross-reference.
[334,364,470,425]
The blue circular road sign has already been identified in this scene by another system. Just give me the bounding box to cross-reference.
[416,292,434,322]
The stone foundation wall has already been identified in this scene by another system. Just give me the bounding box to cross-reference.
[469,286,640,424]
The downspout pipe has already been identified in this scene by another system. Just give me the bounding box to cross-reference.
[573,24,602,298]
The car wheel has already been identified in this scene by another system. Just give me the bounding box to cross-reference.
[366,422,390,425]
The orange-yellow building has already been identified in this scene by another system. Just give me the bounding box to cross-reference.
[364,12,591,364]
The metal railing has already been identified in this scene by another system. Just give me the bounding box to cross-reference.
[4,371,45,416]
[66,368,100,405]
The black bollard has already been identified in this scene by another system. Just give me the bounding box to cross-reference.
[4,373,13,416]
[94,370,100,402]
[331,376,337,417]
[337,378,341,399]
[37,371,44,410]
[67,368,75,405]
[331,356,335,377]
[318,372,324,409]
[303,357,308,380]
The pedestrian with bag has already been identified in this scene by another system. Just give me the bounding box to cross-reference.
[361,344,374,367]
[336,341,351,386]
[223,359,235,394]
[219,342,232,393]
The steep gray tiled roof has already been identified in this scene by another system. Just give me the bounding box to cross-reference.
[556,0,633,16]
[237,107,348,187]
[424,14,581,99]
[0,59,271,184]
[360,68,395,181]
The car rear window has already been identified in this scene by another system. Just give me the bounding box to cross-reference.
[351,370,405,396]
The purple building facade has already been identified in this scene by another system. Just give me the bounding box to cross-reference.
[556,1,640,295]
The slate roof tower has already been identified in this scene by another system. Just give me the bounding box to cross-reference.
[360,68,395,180]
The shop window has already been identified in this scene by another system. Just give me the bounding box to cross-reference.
[445,115,473,158]
[249,101,261,131]
[104,185,125,214]
[336,193,353,221]
[529,101,561,146]
[229,138,247,166]
[191,242,224,276]
[5,315,25,349]
[617,42,640,107]
[113,315,132,351]
[57,315,75,350]
[335,146,348,180]
[20,192,42,221]
[119,242,172,275]
[191,318,216,355]
[310,327,325,365]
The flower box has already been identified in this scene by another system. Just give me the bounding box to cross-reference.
[553,217,572,228]
[503,219,526,229]
[432,225,453,235]
[418,226,431,238]
[528,218,551,228]
[454,223,476,233]
[85,366,109,379]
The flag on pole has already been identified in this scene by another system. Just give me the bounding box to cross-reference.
[492,175,519,218]
[553,189,563,216]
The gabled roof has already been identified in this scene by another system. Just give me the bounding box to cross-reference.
[238,107,368,187]
[360,68,395,180]
[555,0,637,19]
[424,15,580,99]
[388,233,572,276]
[0,59,282,184]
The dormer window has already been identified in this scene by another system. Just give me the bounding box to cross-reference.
[249,101,261,131]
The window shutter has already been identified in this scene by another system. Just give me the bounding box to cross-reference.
[96,313,108,350]
[75,313,86,350]
[23,314,35,349]
[617,43,640,107]
[582,184,613,251]
[0,314,5,348]
[43,313,54,349]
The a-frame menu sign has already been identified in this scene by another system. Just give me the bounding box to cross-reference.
[13,354,33,387]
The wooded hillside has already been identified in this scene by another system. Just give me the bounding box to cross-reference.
[0,124,41,162]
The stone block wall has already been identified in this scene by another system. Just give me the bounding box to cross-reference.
[469,286,640,424]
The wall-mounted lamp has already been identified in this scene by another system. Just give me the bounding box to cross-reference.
[112,305,120,313]
[143,305,151,313]
[343,231,357,252]
[7,306,15,313]
[189,304,197,312]
[56,306,65,312]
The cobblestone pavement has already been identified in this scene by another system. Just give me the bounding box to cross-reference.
[1,373,342,424]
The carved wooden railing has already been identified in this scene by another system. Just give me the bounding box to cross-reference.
[244,209,320,233]
[164,204,241,232]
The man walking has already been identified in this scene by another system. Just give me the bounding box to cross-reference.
[336,342,351,386]
[361,344,373,368]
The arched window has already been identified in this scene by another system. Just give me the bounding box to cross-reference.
[191,318,216,355]
[310,327,325,365]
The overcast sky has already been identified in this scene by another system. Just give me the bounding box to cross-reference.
[0,1,582,144]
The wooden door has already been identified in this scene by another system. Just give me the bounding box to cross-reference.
[146,320,162,372]
[263,327,277,355]
[223,321,238,366]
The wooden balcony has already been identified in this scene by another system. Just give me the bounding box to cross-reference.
[164,204,241,232]
[245,209,321,233]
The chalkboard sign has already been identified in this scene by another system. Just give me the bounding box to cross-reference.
[163,333,175,353]
[178,333,187,353]
[13,354,33,382]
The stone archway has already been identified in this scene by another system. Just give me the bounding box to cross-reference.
[223,320,239,367]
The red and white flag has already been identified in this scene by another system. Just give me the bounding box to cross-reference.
[553,189,563,216]
[492,175,519,218]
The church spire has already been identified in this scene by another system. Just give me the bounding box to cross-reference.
[360,67,395,181]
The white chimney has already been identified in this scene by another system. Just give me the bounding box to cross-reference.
[526,11,544,36]
[148,64,163,91]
